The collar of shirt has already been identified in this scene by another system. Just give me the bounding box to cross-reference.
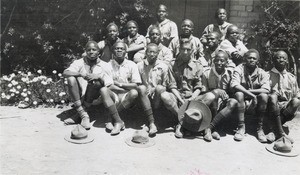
[126,34,140,44]
[111,58,128,67]
[218,22,231,30]
[179,34,194,41]
[157,19,170,27]
[83,57,101,66]
[143,59,164,67]
[212,66,229,80]
[270,67,287,75]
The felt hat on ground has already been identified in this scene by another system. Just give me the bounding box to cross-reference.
[125,130,155,148]
[64,124,94,144]
[265,136,299,157]
[178,100,212,132]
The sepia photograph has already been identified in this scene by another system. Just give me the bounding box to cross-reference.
[1,0,300,174]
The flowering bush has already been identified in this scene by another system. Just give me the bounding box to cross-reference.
[0,70,70,108]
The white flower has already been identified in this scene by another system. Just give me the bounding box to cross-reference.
[11,80,18,86]
[41,81,47,85]
[59,92,66,97]
[27,91,31,95]
[61,100,65,104]
[47,78,52,82]
[2,75,8,81]
[27,72,32,76]
[52,70,57,74]
[18,71,22,74]
[46,89,51,93]
[17,85,21,89]
[37,70,42,74]
[50,99,54,102]
[21,92,27,97]
[58,73,62,77]
[25,97,29,101]
[15,91,20,94]
[64,80,68,84]
[1,93,5,98]
[8,83,12,87]
[10,73,16,78]
[32,77,38,82]
[9,88,16,93]
[33,101,37,105]
[23,88,27,92]
[6,95,11,99]
[11,93,15,97]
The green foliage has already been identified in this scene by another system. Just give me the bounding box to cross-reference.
[0,70,69,107]
[246,0,300,72]
[1,0,152,75]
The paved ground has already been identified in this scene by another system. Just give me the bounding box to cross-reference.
[0,106,300,175]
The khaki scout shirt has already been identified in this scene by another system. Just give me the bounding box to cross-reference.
[168,35,204,58]
[157,43,173,64]
[269,67,300,101]
[202,67,232,93]
[137,59,177,90]
[109,59,142,84]
[146,19,178,46]
[231,64,270,91]
[98,38,122,62]
[172,58,203,98]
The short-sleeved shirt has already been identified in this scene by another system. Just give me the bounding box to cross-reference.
[269,67,300,101]
[168,35,204,58]
[109,59,142,84]
[137,59,177,90]
[98,38,122,62]
[65,57,113,95]
[172,57,203,98]
[146,19,178,46]
[217,39,248,67]
[123,34,147,60]
[202,67,232,93]
[231,64,270,91]
[157,43,173,64]
[201,22,232,41]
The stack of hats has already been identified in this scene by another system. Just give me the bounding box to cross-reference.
[64,124,94,144]
[266,136,298,157]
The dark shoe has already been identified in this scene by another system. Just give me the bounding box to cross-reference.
[175,124,183,138]
[266,132,276,143]
[105,122,114,131]
[111,122,125,135]
[257,129,267,143]
[234,127,245,141]
[149,123,158,136]
[212,131,220,140]
[204,128,212,142]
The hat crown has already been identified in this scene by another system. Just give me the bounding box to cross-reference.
[131,130,149,144]
[274,137,292,153]
[71,125,88,139]
[184,109,203,124]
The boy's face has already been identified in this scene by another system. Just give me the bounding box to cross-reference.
[113,43,126,62]
[157,6,167,21]
[179,43,193,62]
[85,43,100,61]
[214,52,227,71]
[149,29,161,44]
[207,33,220,48]
[127,22,138,37]
[274,51,288,69]
[107,25,119,41]
[227,26,239,43]
[217,9,227,21]
[181,20,193,36]
[146,45,159,64]
[245,52,259,68]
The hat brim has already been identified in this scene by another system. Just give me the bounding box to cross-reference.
[64,134,94,144]
[265,144,299,157]
[125,138,155,148]
[178,100,212,132]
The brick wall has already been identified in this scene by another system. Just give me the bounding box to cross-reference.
[228,0,262,31]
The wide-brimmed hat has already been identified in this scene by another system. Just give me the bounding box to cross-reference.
[125,130,155,148]
[64,124,94,144]
[266,136,299,157]
[178,100,212,132]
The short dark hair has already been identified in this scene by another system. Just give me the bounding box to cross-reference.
[245,49,260,59]
[85,41,100,50]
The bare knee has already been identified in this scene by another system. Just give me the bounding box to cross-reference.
[160,92,171,103]
[227,98,238,109]
[235,92,244,102]
[137,85,147,95]
[128,89,138,99]
[155,85,166,94]
[289,98,300,109]
[67,76,77,86]
[257,93,268,103]
[268,94,278,104]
